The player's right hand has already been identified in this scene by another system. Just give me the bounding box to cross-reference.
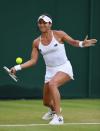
[10,67,16,75]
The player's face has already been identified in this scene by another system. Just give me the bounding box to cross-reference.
[38,19,52,33]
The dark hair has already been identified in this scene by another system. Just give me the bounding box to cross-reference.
[39,13,52,20]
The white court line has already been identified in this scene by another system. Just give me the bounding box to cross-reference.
[0,123,100,127]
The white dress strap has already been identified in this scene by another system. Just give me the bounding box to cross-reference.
[39,35,42,44]
[40,35,41,41]
[52,31,55,40]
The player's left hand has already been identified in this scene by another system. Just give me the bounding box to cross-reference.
[83,35,97,47]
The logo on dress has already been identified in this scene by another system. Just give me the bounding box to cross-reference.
[54,43,58,47]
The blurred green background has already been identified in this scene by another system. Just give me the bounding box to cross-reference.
[0,0,100,99]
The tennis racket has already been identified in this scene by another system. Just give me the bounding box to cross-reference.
[3,66,18,82]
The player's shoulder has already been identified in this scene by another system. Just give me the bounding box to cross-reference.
[53,30,66,36]
[32,37,40,48]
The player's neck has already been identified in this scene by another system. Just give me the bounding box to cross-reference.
[41,30,52,38]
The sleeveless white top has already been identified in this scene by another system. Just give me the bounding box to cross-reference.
[39,32,68,67]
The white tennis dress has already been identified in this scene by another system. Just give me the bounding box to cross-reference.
[39,32,74,83]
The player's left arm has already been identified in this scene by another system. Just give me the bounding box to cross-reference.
[59,31,97,47]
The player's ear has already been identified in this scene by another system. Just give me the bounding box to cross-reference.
[49,22,52,28]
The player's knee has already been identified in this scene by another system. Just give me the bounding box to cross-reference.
[49,80,58,89]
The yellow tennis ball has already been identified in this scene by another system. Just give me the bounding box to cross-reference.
[16,57,23,64]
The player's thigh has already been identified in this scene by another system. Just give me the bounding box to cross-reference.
[50,71,71,88]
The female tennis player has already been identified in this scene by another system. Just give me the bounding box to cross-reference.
[10,14,97,125]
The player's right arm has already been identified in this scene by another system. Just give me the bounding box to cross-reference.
[21,39,39,69]
[10,38,39,74]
